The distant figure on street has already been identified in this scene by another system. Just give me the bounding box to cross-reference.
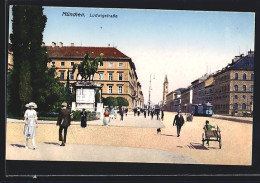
[161,110,164,121]
[110,107,115,119]
[119,107,124,121]
[144,110,146,118]
[173,110,185,137]
[24,102,38,150]
[125,108,128,117]
[137,107,140,116]
[156,110,160,120]
[134,108,137,116]
[80,108,87,128]
[57,102,71,146]
[151,111,154,120]
[103,108,110,126]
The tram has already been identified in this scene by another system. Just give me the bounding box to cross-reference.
[191,102,213,116]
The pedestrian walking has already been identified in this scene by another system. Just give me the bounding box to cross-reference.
[119,107,124,121]
[161,110,164,121]
[125,108,128,117]
[137,107,140,116]
[103,108,110,126]
[173,110,185,137]
[56,102,71,146]
[133,108,137,116]
[144,110,146,118]
[23,102,38,150]
[156,110,159,120]
[80,108,87,128]
[110,107,115,119]
[151,110,154,119]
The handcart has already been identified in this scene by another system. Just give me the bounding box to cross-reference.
[202,125,222,149]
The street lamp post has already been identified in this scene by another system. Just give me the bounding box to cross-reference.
[148,74,155,110]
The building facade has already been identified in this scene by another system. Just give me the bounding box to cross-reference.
[45,42,144,110]
[180,87,192,113]
[213,51,254,116]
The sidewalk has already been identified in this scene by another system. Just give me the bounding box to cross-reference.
[210,114,253,123]
[6,142,198,164]
[7,112,165,128]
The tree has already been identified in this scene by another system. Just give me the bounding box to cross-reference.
[9,5,64,115]
[103,97,117,107]
[116,97,129,107]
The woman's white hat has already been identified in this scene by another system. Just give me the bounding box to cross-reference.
[25,102,37,108]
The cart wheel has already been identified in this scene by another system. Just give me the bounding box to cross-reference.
[202,133,205,146]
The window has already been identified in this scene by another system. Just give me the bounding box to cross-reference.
[61,62,65,66]
[51,61,55,66]
[108,85,113,94]
[69,72,74,80]
[118,72,123,81]
[119,62,123,67]
[242,103,246,110]
[243,85,246,92]
[60,71,65,80]
[234,103,238,110]
[118,85,123,94]
[71,62,74,66]
[99,61,103,66]
[251,95,253,99]
[108,73,113,80]
[109,62,114,68]
[235,73,238,80]
[234,85,238,91]
[99,72,104,80]
[251,85,254,92]
[251,74,254,80]
[243,95,246,99]
[243,73,246,80]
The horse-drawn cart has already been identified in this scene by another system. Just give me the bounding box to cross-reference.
[202,125,222,149]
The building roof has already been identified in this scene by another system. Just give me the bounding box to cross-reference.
[45,46,130,59]
[214,53,254,77]
[228,55,254,70]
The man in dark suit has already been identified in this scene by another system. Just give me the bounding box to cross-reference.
[173,110,185,137]
[56,102,71,146]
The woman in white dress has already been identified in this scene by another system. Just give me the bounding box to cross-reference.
[103,108,110,126]
[24,102,38,150]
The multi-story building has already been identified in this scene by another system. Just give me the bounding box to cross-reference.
[45,42,144,110]
[197,74,214,105]
[180,86,192,113]
[165,91,175,111]
[213,51,254,116]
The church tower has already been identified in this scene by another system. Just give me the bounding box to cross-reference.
[163,75,168,104]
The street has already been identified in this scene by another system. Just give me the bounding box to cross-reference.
[6,111,252,165]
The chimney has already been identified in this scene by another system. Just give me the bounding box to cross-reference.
[70,43,74,47]
[52,42,56,47]
[41,42,45,47]
[248,49,254,57]
[59,42,63,48]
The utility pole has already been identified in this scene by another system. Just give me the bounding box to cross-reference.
[148,74,155,109]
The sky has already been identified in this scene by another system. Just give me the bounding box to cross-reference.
[8,6,255,105]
